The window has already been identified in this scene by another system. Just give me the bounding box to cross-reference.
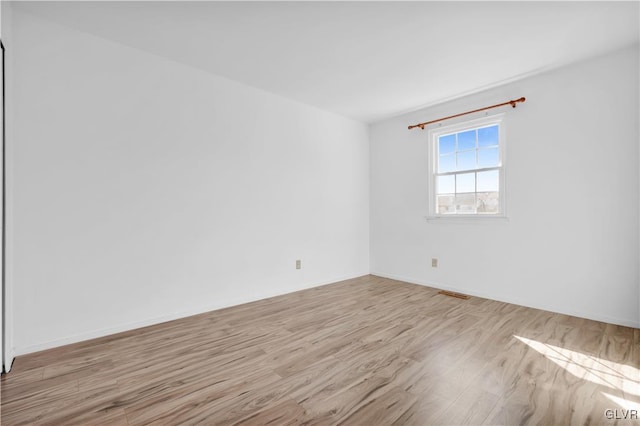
[428,114,506,218]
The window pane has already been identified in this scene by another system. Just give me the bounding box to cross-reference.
[437,194,455,214]
[478,147,499,168]
[455,193,476,214]
[457,150,476,171]
[457,130,476,150]
[478,125,498,147]
[456,172,475,193]
[477,170,499,192]
[439,153,455,173]
[477,192,500,214]
[437,175,455,194]
[439,134,456,154]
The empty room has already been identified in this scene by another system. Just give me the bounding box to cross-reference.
[0,1,638,424]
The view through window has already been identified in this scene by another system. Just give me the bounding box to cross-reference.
[429,115,505,216]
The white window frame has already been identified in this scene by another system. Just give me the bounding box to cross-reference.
[427,113,507,220]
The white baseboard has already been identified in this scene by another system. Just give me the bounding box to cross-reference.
[16,269,636,356]
[371,270,640,329]
[3,348,15,373]
[15,272,370,356]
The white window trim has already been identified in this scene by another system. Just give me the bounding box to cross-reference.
[426,113,507,221]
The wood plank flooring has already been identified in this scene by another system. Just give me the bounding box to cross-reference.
[2,275,639,425]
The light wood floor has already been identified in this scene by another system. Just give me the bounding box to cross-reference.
[2,275,638,425]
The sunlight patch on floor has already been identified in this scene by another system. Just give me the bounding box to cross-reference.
[514,335,639,399]
[601,392,640,412]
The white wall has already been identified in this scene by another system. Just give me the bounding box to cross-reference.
[2,0,15,371]
[0,1,4,371]
[11,10,369,354]
[371,45,640,328]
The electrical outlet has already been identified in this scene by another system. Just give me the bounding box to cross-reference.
[296,260,301,270]
[431,258,438,268]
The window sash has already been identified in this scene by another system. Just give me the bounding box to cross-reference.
[436,165,501,177]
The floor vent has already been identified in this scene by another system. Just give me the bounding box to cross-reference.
[438,290,471,300]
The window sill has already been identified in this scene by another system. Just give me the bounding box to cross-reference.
[425,215,509,224]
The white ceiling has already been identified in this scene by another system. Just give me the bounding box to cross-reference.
[13,1,640,123]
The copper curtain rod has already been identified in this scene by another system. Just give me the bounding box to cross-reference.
[408,97,526,130]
